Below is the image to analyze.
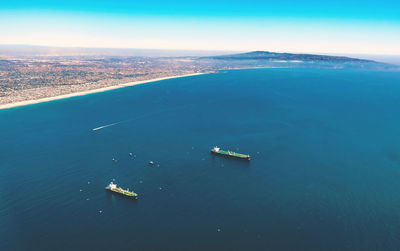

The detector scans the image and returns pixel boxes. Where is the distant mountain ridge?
[202,51,376,63]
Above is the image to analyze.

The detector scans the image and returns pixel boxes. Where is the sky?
[0,0,399,55]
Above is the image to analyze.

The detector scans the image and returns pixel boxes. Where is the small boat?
[129,153,133,157]
[149,161,154,165]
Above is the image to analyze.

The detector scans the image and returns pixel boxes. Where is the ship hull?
[106,188,138,199]
[211,150,250,161]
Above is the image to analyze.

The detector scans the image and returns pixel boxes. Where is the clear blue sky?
[1,0,399,54]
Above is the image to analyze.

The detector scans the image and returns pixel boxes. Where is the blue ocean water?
[2,68,400,250]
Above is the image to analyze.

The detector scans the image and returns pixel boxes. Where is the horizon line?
[1,43,400,57]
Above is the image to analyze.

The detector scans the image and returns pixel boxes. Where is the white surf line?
[0,72,209,110]
[92,122,120,131]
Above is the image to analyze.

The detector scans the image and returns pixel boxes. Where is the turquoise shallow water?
[2,68,400,250]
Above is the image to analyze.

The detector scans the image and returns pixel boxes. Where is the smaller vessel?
[129,153,133,157]
[211,146,250,160]
[105,181,138,199]
[149,161,154,165]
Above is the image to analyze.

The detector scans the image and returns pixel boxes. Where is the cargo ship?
[211,146,250,160]
[105,181,138,199]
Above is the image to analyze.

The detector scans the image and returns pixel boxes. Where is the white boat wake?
[92,122,120,131]
[92,107,184,132]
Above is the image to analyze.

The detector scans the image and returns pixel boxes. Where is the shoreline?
[0,73,207,110]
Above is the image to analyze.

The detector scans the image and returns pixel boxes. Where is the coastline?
[0,73,207,110]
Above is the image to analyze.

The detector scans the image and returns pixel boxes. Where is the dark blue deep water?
[2,68,400,250]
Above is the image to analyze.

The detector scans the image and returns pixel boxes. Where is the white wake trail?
[92,108,180,132]
[92,122,120,131]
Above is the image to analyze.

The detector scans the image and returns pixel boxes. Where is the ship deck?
[111,187,137,197]
[211,149,250,159]
[218,150,249,158]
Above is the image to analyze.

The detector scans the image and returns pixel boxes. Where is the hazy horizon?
[1,44,400,65]
[0,44,241,57]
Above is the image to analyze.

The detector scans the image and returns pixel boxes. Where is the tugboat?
[211,146,250,160]
[105,181,138,199]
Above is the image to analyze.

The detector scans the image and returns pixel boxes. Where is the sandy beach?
[0,73,206,110]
